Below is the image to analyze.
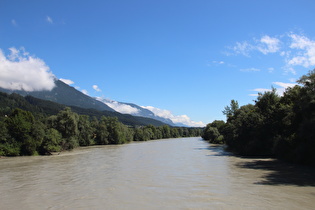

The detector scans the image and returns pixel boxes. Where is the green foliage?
[78,115,94,146]
[95,117,110,145]
[0,120,19,156]
[52,107,79,150]
[56,107,79,139]
[106,117,125,144]
[223,100,239,119]
[39,128,62,154]
[6,108,34,141]
[203,127,220,141]
[5,108,38,155]
[161,125,171,138]
[202,120,225,144]
[215,69,315,165]
[134,127,146,141]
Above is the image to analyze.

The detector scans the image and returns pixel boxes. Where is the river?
[0,137,314,210]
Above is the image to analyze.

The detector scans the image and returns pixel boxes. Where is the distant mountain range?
[95,98,178,126]
[0,79,184,127]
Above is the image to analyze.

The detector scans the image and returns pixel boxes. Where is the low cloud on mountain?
[60,78,74,85]
[96,97,205,127]
[0,47,55,91]
[96,97,140,115]
[141,106,206,127]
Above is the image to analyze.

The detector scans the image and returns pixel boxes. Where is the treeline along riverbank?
[202,69,315,166]
[0,93,202,156]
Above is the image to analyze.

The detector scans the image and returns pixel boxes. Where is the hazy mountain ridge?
[95,98,182,126]
[123,102,176,125]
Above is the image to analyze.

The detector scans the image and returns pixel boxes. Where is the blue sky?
[1,0,315,126]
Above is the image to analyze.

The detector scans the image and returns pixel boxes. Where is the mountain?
[0,79,180,126]
[0,80,115,112]
[122,102,177,125]
[95,98,180,126]
[0,91,167,127]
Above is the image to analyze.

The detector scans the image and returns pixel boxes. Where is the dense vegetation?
[202,70,315,166]
[0,93,202,156]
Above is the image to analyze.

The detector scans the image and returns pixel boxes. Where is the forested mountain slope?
[0,92,166,127]
[0,80,115,112]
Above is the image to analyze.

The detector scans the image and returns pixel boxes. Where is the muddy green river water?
[0,137,314,209]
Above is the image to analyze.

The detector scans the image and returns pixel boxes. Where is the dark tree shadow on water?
[237,159,315,187]
[195,143,236,157]
[197,141,315,186]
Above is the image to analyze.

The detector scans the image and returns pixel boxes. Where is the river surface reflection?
[0,137,314,210]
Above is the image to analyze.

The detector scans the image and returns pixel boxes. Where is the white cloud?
[240,68,260,72]
[283,66,296,75]
[252,88,272,92]
[249,88,271,97]
[0,47,55,91]
[227,33,315,74]
[272,81,296,95]
[212,60,225,64]
[141,106,206,127]
[230,35,280,56]
[93,85,101,92]
[250,82,296,97]
[252,88,272,93]
[96,97,139,114]
[287,33,315,68]
[46,16,53,24]
[141,106,172,119]
[272,82,296,89]
[249,93,259,97]
[232,41,253,56]
[257,35,281,54]
[81,89,89,95]
[60,78,74,85]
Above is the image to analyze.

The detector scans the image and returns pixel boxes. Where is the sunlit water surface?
[1,137,315,210]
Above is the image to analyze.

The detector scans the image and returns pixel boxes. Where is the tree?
[134,127,145,141]
[78,115,94,146]
[5,108,39,155]
[30,121,45,153]
[0,120,18,156]
[297,69,315,90]
[222,100,239,119]
[160,125,171,138]
[39,128,62,154]
[171,128,180,138]
[106,117,124,144]
[291,69,315,164]
[55,107,79,150]
[202,126,220,142]
[95,117,109,145]
[223,104,264,155]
